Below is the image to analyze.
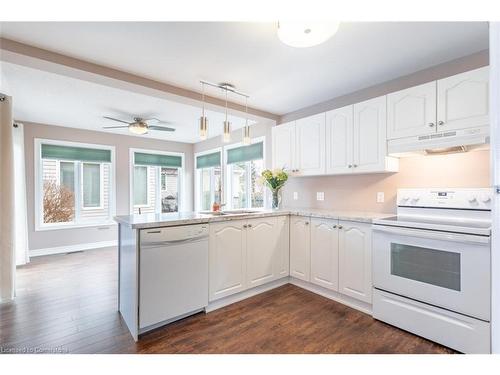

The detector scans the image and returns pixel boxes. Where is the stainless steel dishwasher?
[139,224,209,332]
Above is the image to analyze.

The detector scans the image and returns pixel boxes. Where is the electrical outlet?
[316,192,325,201]
[293,192,298,200]
[377,192,385,203]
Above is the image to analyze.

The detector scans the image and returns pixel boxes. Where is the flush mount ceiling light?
[277,21,340,48]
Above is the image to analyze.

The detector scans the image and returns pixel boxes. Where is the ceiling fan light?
[223,121,231,143]
[199,116,208,140]
[128,122,148,135]
[277,21,339,48]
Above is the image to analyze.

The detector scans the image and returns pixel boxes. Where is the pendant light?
[222,87,231,143]
[242,96,251,145]
[199,82,208,140]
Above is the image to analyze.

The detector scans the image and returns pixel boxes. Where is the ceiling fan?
[102,116,175,135]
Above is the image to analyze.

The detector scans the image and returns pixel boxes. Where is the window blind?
[196,151,221,169]
[226,142,263,165]
[134,152,182,168]
[41,144,111,163]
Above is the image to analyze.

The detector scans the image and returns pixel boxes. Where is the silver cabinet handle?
[338,225,343,229]
[428,122,435,127]
[332,224,337,229]
[438,121,445,126]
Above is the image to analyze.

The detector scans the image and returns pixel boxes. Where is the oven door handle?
[372,225,490,244]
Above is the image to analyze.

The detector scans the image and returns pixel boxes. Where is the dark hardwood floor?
[0,248,454,354]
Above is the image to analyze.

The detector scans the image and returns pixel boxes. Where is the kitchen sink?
[200,210,260,216]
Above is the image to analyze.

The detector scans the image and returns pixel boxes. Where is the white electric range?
[372,188,492,354]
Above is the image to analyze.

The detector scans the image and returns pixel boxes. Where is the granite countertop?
[114,208,393,229]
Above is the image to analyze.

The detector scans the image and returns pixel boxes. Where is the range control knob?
[467,194,478,203]
[410,196,420,204]
[400,196,410,204]
[479,193,491,203]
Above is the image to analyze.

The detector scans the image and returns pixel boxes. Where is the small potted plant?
[260,168,289,210]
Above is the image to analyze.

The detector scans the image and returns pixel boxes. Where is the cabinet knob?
[332,224,337,229]
[243,224,248,228]
[348,164,353,168]
[353,164,358,168]
[428,122,435,127]
[438,121,445,126]
[338,225,343,229]
[305,222,309,225]
[248,224,252,228]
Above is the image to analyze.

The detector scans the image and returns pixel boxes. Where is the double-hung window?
[195,149,222,211]
[36,139,114,229]
[225,140,265,210]
[131,150,184,214]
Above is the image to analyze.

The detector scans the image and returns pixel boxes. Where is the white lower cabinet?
[209,220,247,301]
[338,221,372,304]
[209,216,289,302]
[289,216,311,281]
[310,218,339,291]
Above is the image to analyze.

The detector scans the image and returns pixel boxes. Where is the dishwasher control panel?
[140,224,209,245]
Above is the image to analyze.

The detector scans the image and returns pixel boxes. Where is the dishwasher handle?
[141,235,208,248]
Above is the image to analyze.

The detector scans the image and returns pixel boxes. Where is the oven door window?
[390,243,461,291]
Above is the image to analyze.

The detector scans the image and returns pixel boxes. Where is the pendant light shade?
[223,121,231,143]
[199,82,208,140]
[199,116,208,140]
[242,96,251,145]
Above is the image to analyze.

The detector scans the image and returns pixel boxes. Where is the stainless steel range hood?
[387,126,490,157]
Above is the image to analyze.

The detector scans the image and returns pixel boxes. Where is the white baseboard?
[290,277,373,315]
[206,277,289,312]
[29,240,118,257]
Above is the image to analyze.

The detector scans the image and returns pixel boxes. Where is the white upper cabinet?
[310,218,339,291]
[338,221,372,304]
[272,121,296,171]
[437,67,489,131]
[353,96,395,173]
[326,105,354,174]
[289,216,311,281]
[295,113,326,176]
[387,81,437,139]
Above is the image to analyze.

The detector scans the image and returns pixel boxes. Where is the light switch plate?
[293,192,298,200]
[316,192,325,201]
[377,192,385,203]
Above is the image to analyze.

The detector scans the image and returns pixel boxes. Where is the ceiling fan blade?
[148,125,176,132]
[103,116,131,124]
[144,117,174,125]
[102,125,129,129]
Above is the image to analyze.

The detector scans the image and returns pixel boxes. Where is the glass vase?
[271,189,281,210]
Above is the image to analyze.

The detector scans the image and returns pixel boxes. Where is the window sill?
[35,221,117,232]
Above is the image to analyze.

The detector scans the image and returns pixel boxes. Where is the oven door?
[372,224,490,321]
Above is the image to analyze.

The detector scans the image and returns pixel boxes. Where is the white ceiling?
[1,62,254,143]
[0,22,489,115]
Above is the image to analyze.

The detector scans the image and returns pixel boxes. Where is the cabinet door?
[295,113,326,176]
[437,67,489,131]
[326,105,354,174]
[290,216,311,281]
[272,121,296,171]
[310,218,339,291]
[338,221,372,303]
[209,220,246,301]
[246,217,278,288]
[275,215,290,278]
[353,96,388,173]
[387,81,437,139]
